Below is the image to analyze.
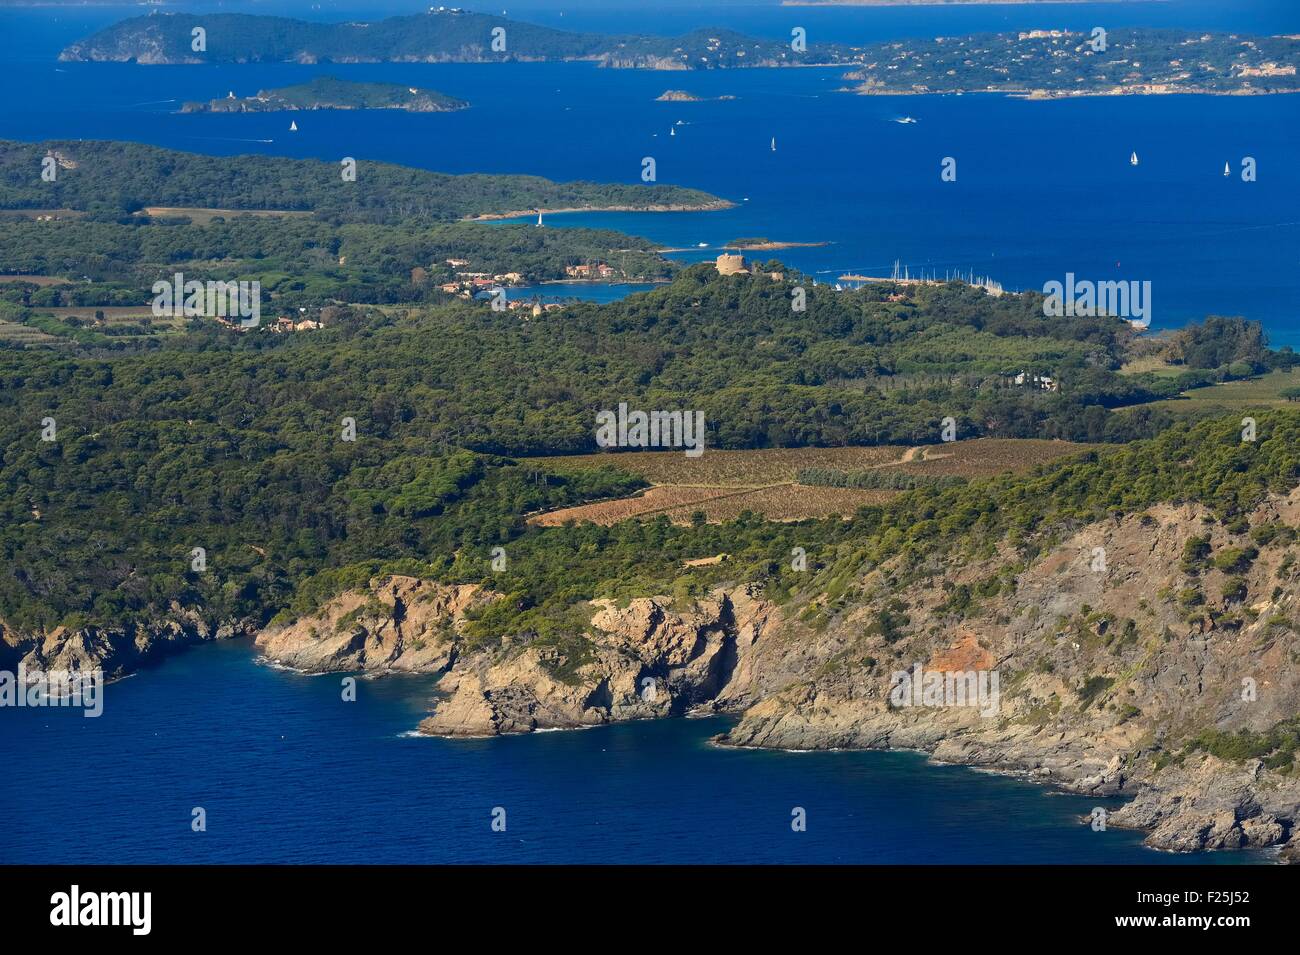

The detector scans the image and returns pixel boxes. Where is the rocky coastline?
[9,490,1300,858]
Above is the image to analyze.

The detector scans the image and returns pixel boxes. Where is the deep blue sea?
[0,2,1296,864]
[0,639,1268,864]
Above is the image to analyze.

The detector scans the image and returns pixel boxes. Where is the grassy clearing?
[665,484,894,522]
[1133,369,1300,415]
[46,305,151,319]
[136,207,313,225]
[532,445,908,487]
[531,483,892,526]
[890,438,1094,478]
[1119,357,1187,378]
[0,318,64,345]
[0,274,78,287]
[529,438,1093,525]
[531,485,733,526]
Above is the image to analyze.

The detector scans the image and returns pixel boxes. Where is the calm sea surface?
[0,639,1269,864]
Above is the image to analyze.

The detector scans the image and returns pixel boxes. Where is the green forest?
[2,139,1297,670]
[0,139,723,223]
[1,253,1292,642]
[0,217,676,311]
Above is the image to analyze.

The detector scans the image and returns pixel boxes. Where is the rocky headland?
[7,489,1300,858]
[251,488,1300,858]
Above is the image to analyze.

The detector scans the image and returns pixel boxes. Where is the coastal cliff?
[248,488,1300,856]
[1,609,249,680]
[255,577,492,673]
[10,488,1298,855]
[254,576,790,735]
[719,491,1300,857]
[421,588,797,736]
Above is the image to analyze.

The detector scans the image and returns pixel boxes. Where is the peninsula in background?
[59,9,859,69]
[843,28,1299,96]
[60,12,1299,96]
[0,139,728,222]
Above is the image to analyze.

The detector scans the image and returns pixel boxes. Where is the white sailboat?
[670,127,675,137]
[1130,151,1138,166]
[1224,161,1230,176]
[771,137,776,152]
[289,120,298,132]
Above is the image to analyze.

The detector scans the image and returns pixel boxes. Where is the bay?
[0,639,1268,864]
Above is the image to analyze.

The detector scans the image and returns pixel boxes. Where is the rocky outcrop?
[254,576,787,737]
[1107,757,1293,851]
[420,587,784,736]
[231,490,1300,853]
[2,606,246,680]
[655,90,736,102]
[254,576,492,674]
[716,491,1300,854]
[29,480,1295,855]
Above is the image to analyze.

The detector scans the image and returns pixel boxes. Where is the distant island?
[60,10,860,69]
[181,77,469,114]
[656,90,737,102]
[725,237,828,250]
[842,28,1300,97]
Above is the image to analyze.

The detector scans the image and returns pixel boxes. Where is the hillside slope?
[59,11,852,69]
[187,414,1300,854]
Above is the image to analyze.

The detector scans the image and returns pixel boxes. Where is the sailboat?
[771,137,776,152]
[1130,151,1138,166]
[289,120,298,132]
[670,127,675,137]
[1224,161,1230,176]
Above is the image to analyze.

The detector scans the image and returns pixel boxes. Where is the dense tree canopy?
[1,258,1291,640]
